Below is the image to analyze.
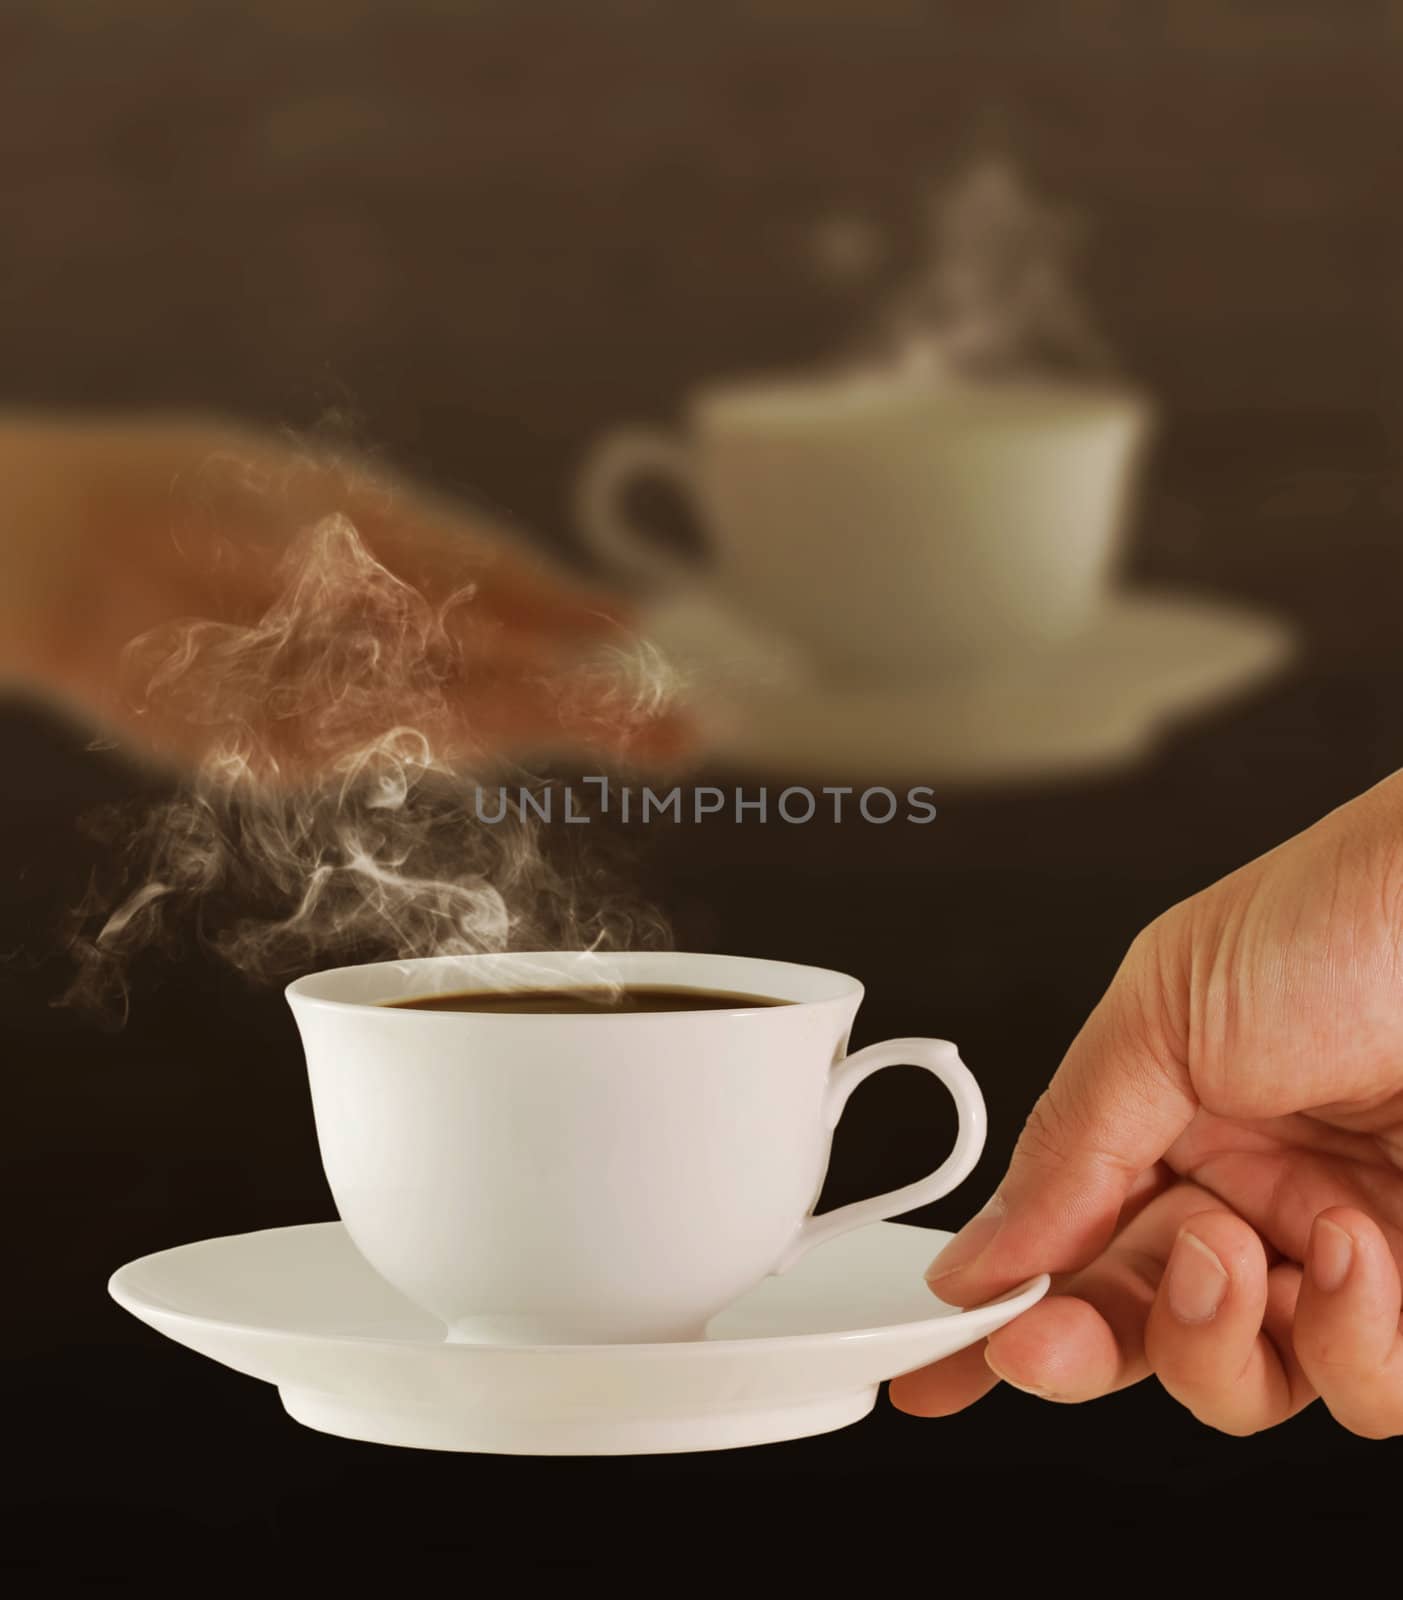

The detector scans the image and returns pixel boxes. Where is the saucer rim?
[108,1219,1050,1358]
[646,585,1296,707]
[651,586,1295,782]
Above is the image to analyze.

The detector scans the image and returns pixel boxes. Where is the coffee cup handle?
[774,1038,988,1274]
[574,427,704,590]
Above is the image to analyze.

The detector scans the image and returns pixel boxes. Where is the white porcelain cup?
[286,950,986,1345]
[575,373,1153,679]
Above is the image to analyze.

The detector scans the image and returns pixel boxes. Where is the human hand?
[892,772,1403,1436]
[0,413,685,775]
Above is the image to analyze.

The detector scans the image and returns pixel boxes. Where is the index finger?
[928,917,1199,1307]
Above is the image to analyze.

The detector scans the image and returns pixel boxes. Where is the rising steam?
[63,514,674,1023]
[818,151,1117,381]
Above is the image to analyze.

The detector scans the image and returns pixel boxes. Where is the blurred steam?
[62,514,673,1024]
[818,151,1117,381]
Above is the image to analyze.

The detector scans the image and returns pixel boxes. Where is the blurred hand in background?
[893,771,1403,1437]
[0,414,684,777]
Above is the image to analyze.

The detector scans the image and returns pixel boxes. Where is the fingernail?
[1310,1217,1354,1294]
[1166,1229,1229,1324]
[926,1194,1006,1287]
[983,1349,1068,1402]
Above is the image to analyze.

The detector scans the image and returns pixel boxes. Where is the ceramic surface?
[110,1221,1050,1455]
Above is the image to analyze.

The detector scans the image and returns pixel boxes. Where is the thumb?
[928,918,1200,1307]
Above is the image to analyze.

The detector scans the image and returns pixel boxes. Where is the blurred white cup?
[575,373,1154,680]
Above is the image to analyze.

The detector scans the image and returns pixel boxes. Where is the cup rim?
[688,366,1155,430]
[285,950,864,1017]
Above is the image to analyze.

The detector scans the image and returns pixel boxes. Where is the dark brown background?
[3,0,1402,1580]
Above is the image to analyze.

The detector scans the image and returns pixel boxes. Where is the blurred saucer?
[637,589,812,693]
[642,589,1296,782]
[109,1221,1047,1456]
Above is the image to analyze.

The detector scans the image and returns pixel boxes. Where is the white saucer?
[642,588,1295,781]
[109,1222,1048,1456]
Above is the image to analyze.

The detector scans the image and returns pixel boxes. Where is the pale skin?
[0,413,684,774]
[892,770,1403,1438]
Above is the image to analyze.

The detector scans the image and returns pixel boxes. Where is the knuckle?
[1009,913,1195,1191]
[1126,914,1190,1045]
[1298,1338,1352,1375]
[1294,1323,1370,1378]
[1013,1090,1074,1172]
[1012,1079,1129,1188]
[1103,930,1190,1111]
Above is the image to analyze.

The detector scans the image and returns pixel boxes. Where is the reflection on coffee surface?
[387,986,791,1015]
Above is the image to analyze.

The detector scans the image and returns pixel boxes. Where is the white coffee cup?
[576,372,1153,679]
[286,950,986,1345]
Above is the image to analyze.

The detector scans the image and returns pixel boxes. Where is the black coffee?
[387,985,791,1015]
